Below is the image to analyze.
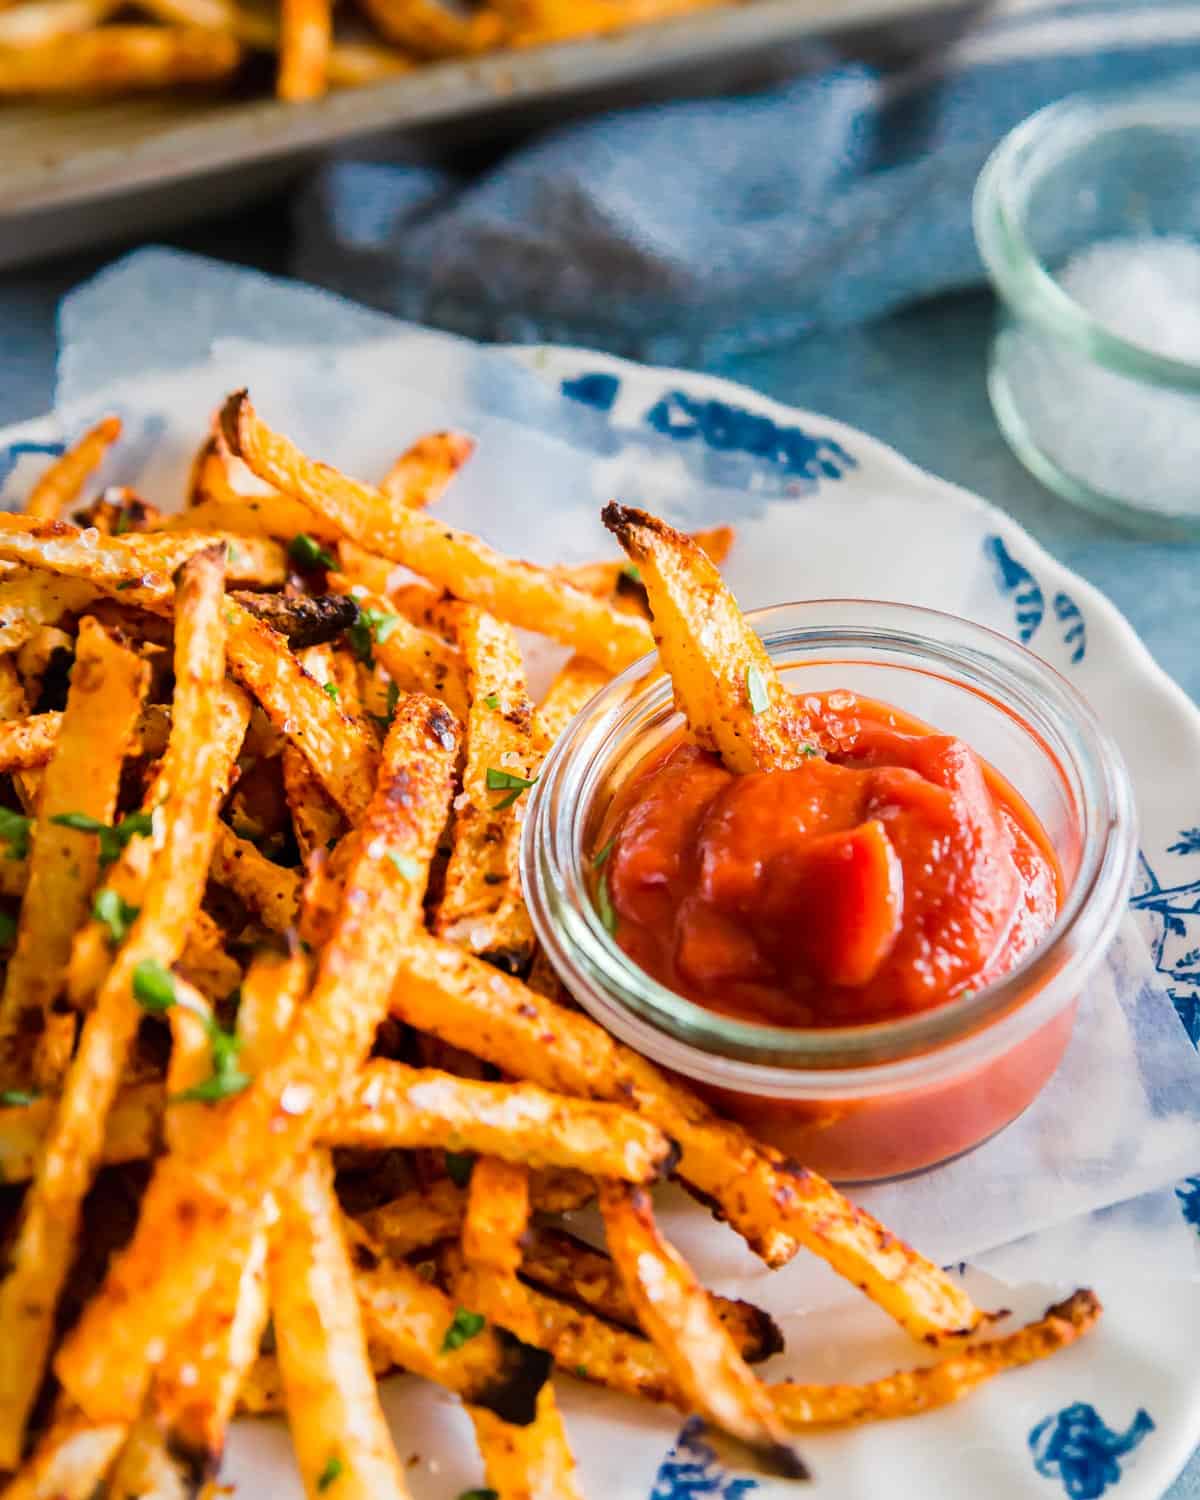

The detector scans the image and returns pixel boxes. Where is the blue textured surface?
[1030,1403,1156,1499]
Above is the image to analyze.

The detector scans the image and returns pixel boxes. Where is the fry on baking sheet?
[434,601,537,969]
[0,616,148,1063]
[277,0,330,98]
[603,502,818,772]
[220,390,654,673]
[0,25,241,93]
[23,417,121,521]
[353,0,501,55]
[54,694,458,1423]
[0,547,238,1467]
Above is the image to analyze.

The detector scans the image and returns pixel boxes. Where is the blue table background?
[2,214,1198,1496]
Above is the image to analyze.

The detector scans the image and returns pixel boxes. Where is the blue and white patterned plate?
[7,328,1200,1500]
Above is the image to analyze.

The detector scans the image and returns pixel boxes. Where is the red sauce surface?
[601,692,1062,1029]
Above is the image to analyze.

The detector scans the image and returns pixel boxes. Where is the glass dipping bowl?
[522,601,1136,1183]
[974,80,1200,536]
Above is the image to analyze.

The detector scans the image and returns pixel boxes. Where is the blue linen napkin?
[295,0,1200,363]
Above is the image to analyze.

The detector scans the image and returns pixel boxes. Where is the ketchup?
[601,692,1061,1029]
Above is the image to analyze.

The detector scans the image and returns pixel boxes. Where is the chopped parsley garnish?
[445,1150,474,1187]
[132,958,176,1013]
[596,871,617,936]
[0,808,31,862]
[316,1455,344,1492]
[387,851,421,881]
[289,533,336,571]
[574,1365,589,1379]
[172,1067,252,1104]
[458,1491,499,1500]
[621,562,642,585]
[113,510,131,536]
[0,1089,38,1107]
[746,663,769,716]
[441,1308,486,1352]
[593,836,616,870]
[483,694,500,710]
[93,888,139,947]
[51,809,153,868]
[0,910,15,947]
[485,767,538,811]
[322,681,339,701]
[347,607,401,667]
[115,580,137,591]
[801,743,819,758]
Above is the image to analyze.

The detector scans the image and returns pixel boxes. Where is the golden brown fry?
[326,38,414,87]
[532,654,611,754]
[0,1082,161,1183]
[271,1151,412,1500]
[282,743,345,860]
[469,1381,584,1500]
[353,0,501,55]
[0,25,242,93]
[0,547,239,1466]
[329,1059,675,1182]
[331,578,470,723]
[0,708,61,772]
[435,602,536,968]
[463,1157,531,1277]
[521,1225,782,1365]
[0,569,98,653]
[278,0,330,98]
[389,935,983,1338]
[1,1401,128,1500]
[557,525,733,612]
[220,391,654,673]
[104,1415,189,1500]
[0,0,116,46]
[603,502,817,773]
[381,430,475,507]
[507,0,724,46]
[225,599,378,823]
[24,417,121,521]
[56,695,458,1423]
[210,821,301,934]
[599,1182,805,1479]
[176,910,242,1003]
[0,617,148,1051]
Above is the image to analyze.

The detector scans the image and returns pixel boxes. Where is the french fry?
[0,26,242,93]
[326,38,414,87]
[0,547,239,1467]
[599,1181,806,1480]
[558,525,735,605]
[520,1225,782,1365]
[104,1414,189,1500]
[463,1157,531,1276]
[176,909,242,1003]
[0,518,284,607]
[352,0,501,55]
[282,743,345,859]
[602,503,819,772]
[55,694,458,1423]
[435,602,536,969]
[0,570,98,653]
[508,0,725,45]
[220,391,654,674]
[0,1082,162,1183]
[328,1059,676,1181]
[381,430,475,507]
[270,1151,412,1500]
[225,598,378,823]
[469,1380,584,1500]
[0,617,148,1054]
[0,0,117,46]
[233,590,359,650]
[532,654,611,754]
[23,417,122,521]
[0,709,62,771]
[277,0,329,97]
[210,822,301,933]
[388,935,984,1339]
[331,578,469,722]
[0,1402,128,1500]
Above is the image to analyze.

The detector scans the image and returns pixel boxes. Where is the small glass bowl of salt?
[975,79,1200,535]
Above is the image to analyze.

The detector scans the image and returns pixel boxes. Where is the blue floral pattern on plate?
[649,1420,759,1500]
[1029,1404,1155,1499]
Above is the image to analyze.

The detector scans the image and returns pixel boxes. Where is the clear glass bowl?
[522,601,1136,1183]
[974,80,1200,536]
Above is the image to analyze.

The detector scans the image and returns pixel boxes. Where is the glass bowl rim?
[973,80,1200,391]
[521,598,1137,1096]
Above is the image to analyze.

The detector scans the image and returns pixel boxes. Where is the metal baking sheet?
[0,0,966,268]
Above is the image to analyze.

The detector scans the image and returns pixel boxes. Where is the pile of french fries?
[0,397,1099,1498]
[0,0,729,102]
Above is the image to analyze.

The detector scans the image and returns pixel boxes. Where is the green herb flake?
[132,958,176,1013]
[316,1455,344,1493]
[170,1069,253,1104]
[0,1089,38,1107]
[596,871,617,936]
[485,766,538,811]
[387,850,422,881]
[801,743,819,758]
[113,510,131,536]
[93,888,139,947]
[592,836,616,870]
[322,681,340,702]
[346,607,399,667]
[0,807,32,862]
[52,809,152,868]
[445,1150,474,1187]
[483,694,500,710]
[746,663,769,716]
[0,910,16,947]
[574,1365,589,1379]
[621,562,642,585]
[457,1491,499,1500]
[289,533,336,572]
[115,580,137,592]
[441,1308,486,1353]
